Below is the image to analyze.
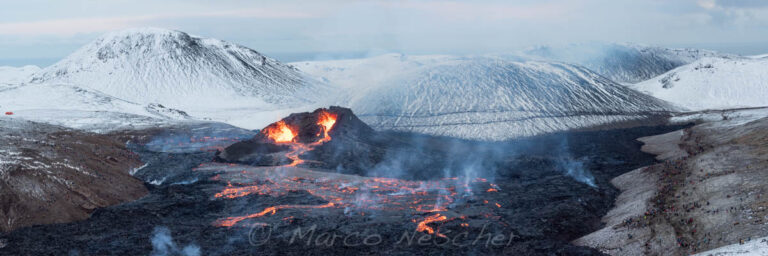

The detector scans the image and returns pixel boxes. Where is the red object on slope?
[4,112,13,115]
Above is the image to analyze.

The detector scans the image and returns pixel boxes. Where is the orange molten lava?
[416,213,450,238]
[215,183,263,199]
[202,164,509,234]
[265,120,296,143]
[272,110,338,166]
[209,110,507,234]
[316,110,337,142]
[215,202,334,227]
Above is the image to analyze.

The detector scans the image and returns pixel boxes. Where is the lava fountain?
[264,120,296,143]
[258,109,337,166]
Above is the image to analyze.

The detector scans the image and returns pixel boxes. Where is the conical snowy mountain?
[632,56,768,111]
[293,54,676,140]
[29,28,322,110]
[521,43,731,84]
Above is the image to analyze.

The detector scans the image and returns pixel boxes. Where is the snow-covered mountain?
[0,28,334,130]
[631,57,768,111]
[0,65,39,89]
[293,54,676,140]
[29,28,324,111]
[12,28,752,139]
[0,83,190,132]
[521,43,731,84]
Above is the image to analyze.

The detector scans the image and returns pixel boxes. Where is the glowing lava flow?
[206,165,506,235]
[209,110,504,237]
[284,143,313,167]
[261,110,338,167]
[211,111,345,227]
[214,202,335,227]
[264,121,296,143]
[415,213,451,238]
[215,183,262,199]
[316,110,336,143]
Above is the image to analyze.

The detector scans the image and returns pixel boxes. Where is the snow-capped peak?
[28,27,322,111]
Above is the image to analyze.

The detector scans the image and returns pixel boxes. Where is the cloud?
[3,0,768,63]
[715,0,768,8]
[692,0,768,27]
[698,0,768,10]
[698,0,717,9]
[391,1,572,21]
[0,8,318,36]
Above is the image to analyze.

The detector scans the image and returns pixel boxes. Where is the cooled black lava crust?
[0,124,688,256]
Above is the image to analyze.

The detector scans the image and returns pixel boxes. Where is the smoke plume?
[150,226,201,256]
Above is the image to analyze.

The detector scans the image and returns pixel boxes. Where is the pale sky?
[2,0,768,66]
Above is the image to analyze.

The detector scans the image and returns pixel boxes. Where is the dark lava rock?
[0,122,691,256]
[216,140,292,166]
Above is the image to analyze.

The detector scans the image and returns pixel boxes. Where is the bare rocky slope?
[575,112,768,255]
[0,117,148,232]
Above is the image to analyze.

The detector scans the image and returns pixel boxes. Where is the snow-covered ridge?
[632,57,768,111]
[0,28,334,131]
[294,54,676,140]
[521,43,732,84]
[7,28,753,140]
[29,28,324,111]
[0,65,40,89]
[0,83,192,132]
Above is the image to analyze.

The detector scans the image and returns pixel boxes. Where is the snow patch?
[0,65,40,88]
[130,163,149,176]
[692,236,768,255]
[632,57,768,111]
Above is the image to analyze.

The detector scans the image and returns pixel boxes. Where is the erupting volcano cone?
[254,106,373,144]
[215,106,375,167]
[215,106,480,179]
